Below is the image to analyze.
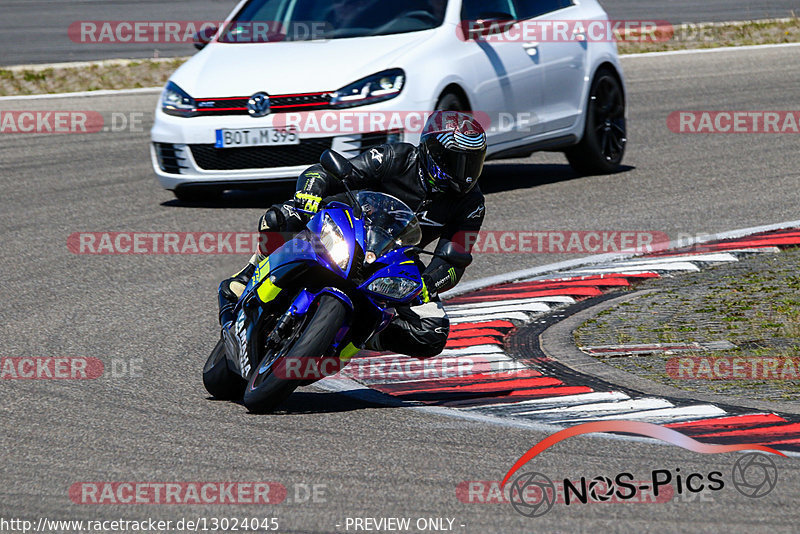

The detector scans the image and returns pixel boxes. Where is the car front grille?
[154,143,188,174]
[193,92,333,117]
[189,138,334,170]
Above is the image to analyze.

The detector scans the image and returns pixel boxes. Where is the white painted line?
[562,405,728,423]
[352,353,512,365]
[447,303,551,317]
[448,296,576,310]
[447,298,559,312]
[450,312,533,324]
[516,398,674,417]
[0,87,162,101]
[438,345,507,356]
[610,252,739,264]
[721,247,781,254]
[620,42,800,59]
[465,391,631,411]
[567,262,701,274]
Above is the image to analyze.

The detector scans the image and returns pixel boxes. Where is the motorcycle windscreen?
[357,191,421,258]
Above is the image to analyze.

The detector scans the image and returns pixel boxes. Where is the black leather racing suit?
[266,143,486,358]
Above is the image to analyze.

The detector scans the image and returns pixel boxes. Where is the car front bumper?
[150,98,424,191]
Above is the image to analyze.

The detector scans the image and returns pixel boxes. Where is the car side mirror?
[320,150,355,181]
[463,13,517,41]
[193,26,218,50]
[436,241,473,269]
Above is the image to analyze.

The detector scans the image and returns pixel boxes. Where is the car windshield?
[356,191,422,258]
[220,0,448,42]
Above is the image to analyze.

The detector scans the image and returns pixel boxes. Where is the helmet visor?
[425,138,485,194]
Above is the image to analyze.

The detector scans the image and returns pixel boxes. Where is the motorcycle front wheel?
[243,294,347,413]
[202,338,247,400]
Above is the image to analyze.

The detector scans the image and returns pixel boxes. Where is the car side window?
[461,0,517,21]
[513,0,571,20]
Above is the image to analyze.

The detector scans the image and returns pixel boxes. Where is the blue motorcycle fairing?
[291,287,354,317]
[224,198,425,381]
[359,248,424,305]
[306,204,365,277]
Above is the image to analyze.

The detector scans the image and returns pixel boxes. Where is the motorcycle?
[203,150,471,413]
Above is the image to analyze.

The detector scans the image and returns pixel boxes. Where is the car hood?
[171,30,434,97]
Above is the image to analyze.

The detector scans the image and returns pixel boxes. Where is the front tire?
[243,294,348,414]
[565,68,627,175]
[203,339,247,400]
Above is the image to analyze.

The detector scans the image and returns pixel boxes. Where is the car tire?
[173,186,220,202]
[435,91,467,112]
[565,68,627,175]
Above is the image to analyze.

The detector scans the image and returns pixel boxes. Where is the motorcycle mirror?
[320,150,355,181]
[411,243,474,270]
[320,150,362,218]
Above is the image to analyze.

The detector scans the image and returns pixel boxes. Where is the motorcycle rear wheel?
[243,294,347,413]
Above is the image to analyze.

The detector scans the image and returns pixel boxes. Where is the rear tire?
[565,68,627,175]
[243,294,348,414]
[203,339,246,400]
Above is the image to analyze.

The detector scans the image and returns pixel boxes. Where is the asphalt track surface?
[2,47,800,532]
[2,0,800,65]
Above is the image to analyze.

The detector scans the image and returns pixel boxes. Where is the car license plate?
[215,127,299,148]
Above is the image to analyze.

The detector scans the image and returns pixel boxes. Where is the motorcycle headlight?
[161,81,197,117]
[368,277,419,300]
[330,69,405,109]
[320,214,350,270]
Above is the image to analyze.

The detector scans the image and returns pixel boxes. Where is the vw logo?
[247,92,271,117]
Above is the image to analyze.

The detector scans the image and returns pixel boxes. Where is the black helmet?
[419,111,487,195]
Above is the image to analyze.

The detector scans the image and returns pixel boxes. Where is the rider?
[218,111,487,358]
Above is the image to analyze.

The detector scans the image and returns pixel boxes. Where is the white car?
[151,0,627,200]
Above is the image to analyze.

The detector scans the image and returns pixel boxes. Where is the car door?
[514,0,588,132]
[459,0,545,145]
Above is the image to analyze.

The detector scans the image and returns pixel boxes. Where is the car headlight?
[368,277,419,300]
[161,81,197,117]
[331,69,405,109]
[320,214,350,270]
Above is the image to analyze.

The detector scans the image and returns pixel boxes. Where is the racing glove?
[258,206,285,257]
[293,191,323,214]
[419,275,436,304]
